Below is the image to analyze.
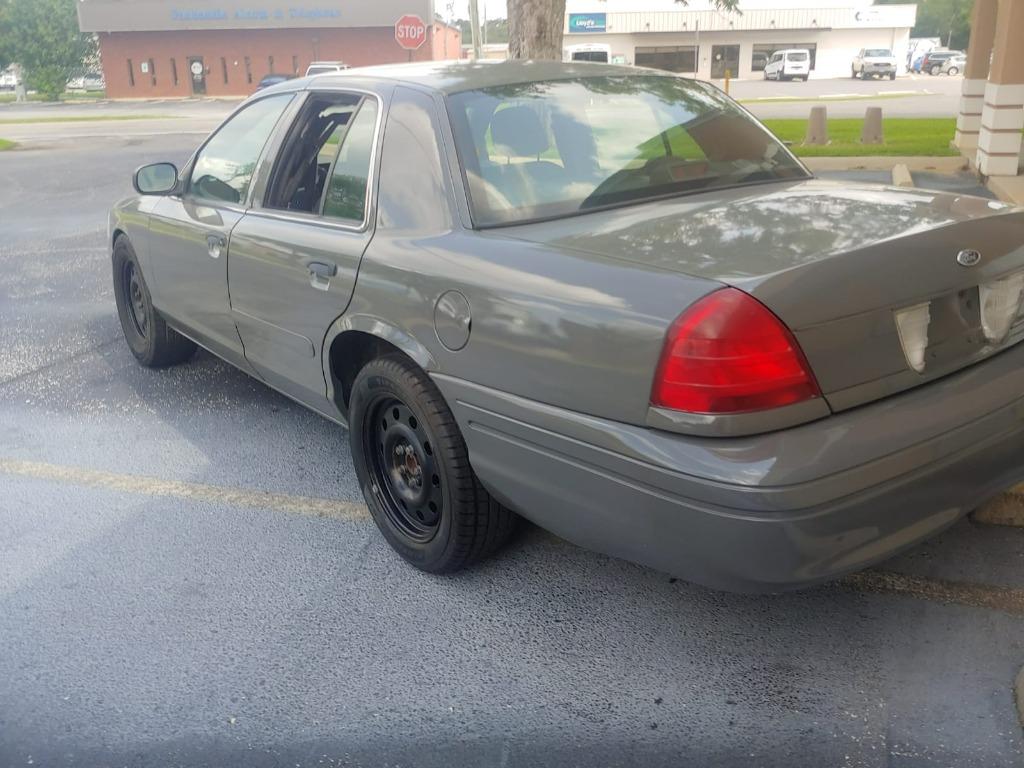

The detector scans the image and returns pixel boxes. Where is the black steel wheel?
[364,396,444,543]
[122,260,149,339]
[349,353,517,574]
[112,235,196,368]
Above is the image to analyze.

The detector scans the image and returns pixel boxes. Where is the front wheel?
[946,67,958,76]
[112,235,196,368]
[349,354,517,574]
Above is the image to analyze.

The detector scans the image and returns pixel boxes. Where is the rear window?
[306,66,337,76]
[864,49,892,57]
[786,52,809,62]
[447,76,808,227]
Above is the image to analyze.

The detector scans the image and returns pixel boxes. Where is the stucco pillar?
[954,0,998,152]
[977,0,1024,176]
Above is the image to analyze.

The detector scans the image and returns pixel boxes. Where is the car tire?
[112,235,197,368]
[930,65,941,75]
[947,67,958,76]
[852,66,858,79]
[860,70,870,80]
[889,72,896,80]
[349,353,518,574]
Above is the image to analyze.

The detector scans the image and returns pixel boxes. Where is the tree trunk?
[507,0,566,60]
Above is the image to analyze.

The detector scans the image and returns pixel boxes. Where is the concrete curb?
[803,156,968,172]
[891,163,914,187]
[987,176,1024,207]
[972,488,1024,527]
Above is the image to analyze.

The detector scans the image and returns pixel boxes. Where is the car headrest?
[490,105,549,157]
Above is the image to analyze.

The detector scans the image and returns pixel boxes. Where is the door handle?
[206,234,226,259]
[307,260,337,291]
[307,261,337,279]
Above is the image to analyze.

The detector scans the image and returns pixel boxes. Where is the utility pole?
[469,0,482,59]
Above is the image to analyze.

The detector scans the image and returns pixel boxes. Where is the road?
[2,133,1024,767]
[731,71,963,118]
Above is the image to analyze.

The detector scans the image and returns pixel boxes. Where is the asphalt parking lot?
[3,131,1024,767]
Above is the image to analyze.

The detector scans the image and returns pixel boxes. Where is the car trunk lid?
[497,179,1024,412]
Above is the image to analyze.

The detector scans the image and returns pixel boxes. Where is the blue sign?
[568,12,606,33]
[171,7,341,23]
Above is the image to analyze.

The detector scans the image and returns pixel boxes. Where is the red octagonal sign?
[395,14,427,51]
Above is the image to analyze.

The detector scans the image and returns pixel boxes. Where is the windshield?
[865,49,892,57]
[447,76,808,227]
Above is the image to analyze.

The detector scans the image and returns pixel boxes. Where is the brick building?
[76,1,461,99]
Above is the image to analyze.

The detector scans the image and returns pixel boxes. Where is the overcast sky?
[441,0,509,21]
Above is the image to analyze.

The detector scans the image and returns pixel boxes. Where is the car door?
[146,93,294,365]
[227,88,384,410]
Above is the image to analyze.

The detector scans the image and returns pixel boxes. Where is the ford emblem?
[957,249,982,267]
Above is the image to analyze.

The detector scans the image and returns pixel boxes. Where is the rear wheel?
[349,354,517,574]
[889,72,896,80]
[112,235,196,368]
[930,64,942,75]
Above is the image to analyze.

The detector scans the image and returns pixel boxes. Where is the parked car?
[763,49,811,81]
[921,50,964,75]
[255,73,295,91]
[941,54,967,75]
[851,48,897,80]
[305,61,349,76]
[112,61,1024,592]
[66,73,105,92]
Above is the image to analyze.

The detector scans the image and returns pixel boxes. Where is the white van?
[564,43,611,64]
[763,49,811,81]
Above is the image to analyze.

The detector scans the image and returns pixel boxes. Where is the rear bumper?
[433,342,1024,592]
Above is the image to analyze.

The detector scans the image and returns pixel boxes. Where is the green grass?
[0,114,176,125]
[0,138,15,151]
[739,92,923,106]
[762,117,959,157]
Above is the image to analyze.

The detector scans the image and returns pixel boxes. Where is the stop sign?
[395,14,427,51]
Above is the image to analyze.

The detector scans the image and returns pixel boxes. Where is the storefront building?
[563,0,916,80]
[77,1,461,98]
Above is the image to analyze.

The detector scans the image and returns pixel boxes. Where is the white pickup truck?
[852,48,897,80]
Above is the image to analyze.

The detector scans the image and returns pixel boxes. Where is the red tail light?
[651,288,821,414]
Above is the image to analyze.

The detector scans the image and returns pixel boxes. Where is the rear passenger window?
[263,92,378,224]
[323,99,378,223]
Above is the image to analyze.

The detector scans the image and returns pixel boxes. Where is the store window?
[634,46,698,74]
[752,43,818,71]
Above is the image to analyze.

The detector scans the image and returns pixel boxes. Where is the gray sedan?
[111,61,1024,592]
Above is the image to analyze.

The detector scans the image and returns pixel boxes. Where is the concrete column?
[977,0,1024,176]
[954,0,998,152]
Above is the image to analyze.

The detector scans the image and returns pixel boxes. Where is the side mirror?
[133,162,179,195]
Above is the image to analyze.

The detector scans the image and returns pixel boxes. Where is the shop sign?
[568,13,606,33]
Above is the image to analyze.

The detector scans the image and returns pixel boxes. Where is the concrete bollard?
[862,106,884,144]
[804,105,828,145]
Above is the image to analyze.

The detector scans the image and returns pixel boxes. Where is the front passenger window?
[189,94,292,205]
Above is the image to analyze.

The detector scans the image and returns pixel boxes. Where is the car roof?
[285,59,662,95]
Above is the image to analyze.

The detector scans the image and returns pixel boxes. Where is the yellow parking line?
[4,457,1024,614]
[0,457,368,522]
[841,571,1024,617]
